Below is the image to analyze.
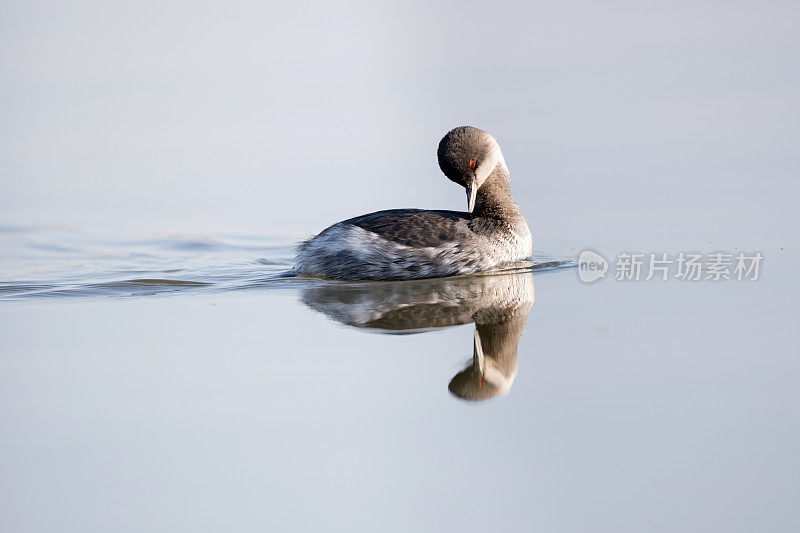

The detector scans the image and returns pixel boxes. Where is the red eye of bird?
[469,158,476,169]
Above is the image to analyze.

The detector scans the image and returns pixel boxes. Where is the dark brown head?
[437,126,507,212]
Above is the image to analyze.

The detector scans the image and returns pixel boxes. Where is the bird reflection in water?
[300,271,534,402]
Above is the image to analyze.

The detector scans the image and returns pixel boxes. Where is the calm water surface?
[1,225,797,532]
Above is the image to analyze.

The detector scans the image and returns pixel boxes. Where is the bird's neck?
[473,165,521,220]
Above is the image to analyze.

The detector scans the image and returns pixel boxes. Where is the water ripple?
[0,227,575,299]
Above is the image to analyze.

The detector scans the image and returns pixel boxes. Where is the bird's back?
[295,208,527,280]
[342,209,471,248]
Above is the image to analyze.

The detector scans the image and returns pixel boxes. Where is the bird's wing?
[343,209,471,248]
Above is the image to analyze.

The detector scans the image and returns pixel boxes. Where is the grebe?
[295,126,532,280]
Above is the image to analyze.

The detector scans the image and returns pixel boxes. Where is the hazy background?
[2,0,798,251]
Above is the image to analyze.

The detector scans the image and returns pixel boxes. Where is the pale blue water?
[1,224,797,532]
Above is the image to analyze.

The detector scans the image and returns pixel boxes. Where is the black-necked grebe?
[295,126,532,280]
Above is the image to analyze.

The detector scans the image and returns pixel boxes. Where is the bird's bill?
[466,177,477,213]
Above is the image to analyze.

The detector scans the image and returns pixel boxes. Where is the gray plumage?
[295,126,532,280]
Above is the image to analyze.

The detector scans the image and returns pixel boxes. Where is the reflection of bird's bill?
[473,329,485,375]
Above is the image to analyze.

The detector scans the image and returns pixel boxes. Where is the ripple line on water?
[0,228,577,300]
